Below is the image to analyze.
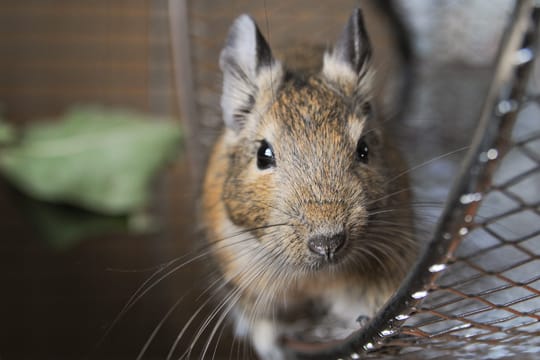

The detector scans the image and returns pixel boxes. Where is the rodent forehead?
[261,76,367,156]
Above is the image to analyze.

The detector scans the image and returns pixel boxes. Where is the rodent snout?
[307,232,346,260]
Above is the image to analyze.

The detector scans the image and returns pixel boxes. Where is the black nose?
[307,232,346,259]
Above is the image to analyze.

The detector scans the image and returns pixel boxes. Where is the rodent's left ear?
[322,8,372,95]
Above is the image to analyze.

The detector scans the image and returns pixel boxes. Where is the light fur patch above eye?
[347,114,366,143]
[257,118,279,145]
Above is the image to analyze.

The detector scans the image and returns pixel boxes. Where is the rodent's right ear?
[219,15,283,132]
[322,8,373,97]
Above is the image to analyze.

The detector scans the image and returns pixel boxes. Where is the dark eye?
[361,102,373,118]
[356,137,369,163]
[257,140,276,169]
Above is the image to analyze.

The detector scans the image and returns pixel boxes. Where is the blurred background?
[0,1,196,359]
[0,0,517,359]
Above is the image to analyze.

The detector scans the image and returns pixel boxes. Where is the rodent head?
[213,9,412,278]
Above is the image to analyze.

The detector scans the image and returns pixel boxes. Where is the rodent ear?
[322,8,373,95]
[219,15,282,132]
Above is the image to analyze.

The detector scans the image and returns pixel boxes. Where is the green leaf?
[0,120,16,145]
[0,106,182,215]
[20,195,130,251]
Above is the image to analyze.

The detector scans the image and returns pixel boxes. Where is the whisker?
[168,270,242,359]
[364,187,412,208]
[210,316,232,360]
[95,257,182,349]
[136,296,184,360]
[169,234,284,359]
[350,243,388,272]
[196,227,284,301]
[383,146,469,187]
[141,227,286,297]
[366,228,416,244]
[166,297,211,360]
[100,223,290,355]
[189,247,281,359]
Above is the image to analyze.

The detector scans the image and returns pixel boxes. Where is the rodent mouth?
[309,241,350,269]
[323,251,344,264]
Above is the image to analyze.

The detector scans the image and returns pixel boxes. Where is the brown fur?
[203,75,413,309]
[201,10,416,357]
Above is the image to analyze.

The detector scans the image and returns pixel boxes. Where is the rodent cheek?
[353,167,387,205]
[223,171,275,231]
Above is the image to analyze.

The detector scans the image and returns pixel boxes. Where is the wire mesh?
[179,0,540,358]
[288,1,540,359]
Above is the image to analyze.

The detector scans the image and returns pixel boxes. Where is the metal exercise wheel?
[172,0,540,358]
[287,1,540,358]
